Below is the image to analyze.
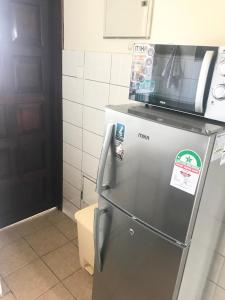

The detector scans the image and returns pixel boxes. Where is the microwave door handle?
[96,123,114,195]
[195,50,214,113]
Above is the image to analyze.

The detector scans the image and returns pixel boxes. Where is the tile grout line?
[1,212,88,300]
[63,139,101,159]
[208,279,225,292]
[62,177,82,192]
[63,196,81,212]
[2,216,71,280]
[62,120,103,138]
[10,219,76,299]
[63,96,107,113]
[62,159,82,172]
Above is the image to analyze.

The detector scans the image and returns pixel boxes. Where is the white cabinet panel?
[63,76,84,104]
[62,50,84,78]
[63,122,82,150]
[110,54,132,87]
[63,100,82,127]
[63,162,82,190]
[82,152,99,180]
[85,52,111,83]
[63,180,81,208]
[109,85,130,105]
[63,143,82,170]
[83,177,98,205]
[84,80,109,110]
[83,106,104,136]
[83,130,102,159]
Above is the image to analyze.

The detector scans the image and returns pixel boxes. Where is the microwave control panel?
[205,46,225,122]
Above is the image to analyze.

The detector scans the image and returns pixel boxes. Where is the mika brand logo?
[138,133,150,141]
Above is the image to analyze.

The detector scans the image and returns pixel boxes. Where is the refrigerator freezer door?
[92,198,188,300]
[100,108,213,244]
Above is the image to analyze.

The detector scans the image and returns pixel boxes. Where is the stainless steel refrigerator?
[92,105,225,300]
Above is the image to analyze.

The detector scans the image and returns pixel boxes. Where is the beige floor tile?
[0,276,10,297]
[5,259,58,300]
[24,225,68,256]
[47,210,70,225]
[0,239,37,277]
[214,286,225,300]
[218,260,225,288]
[36,283,74,300]
[55,218,78,240]
[16,216,51,237]
[63,269,93,300]
[42,242,81,280]
[0,227,21,250]
[0,293,16,300]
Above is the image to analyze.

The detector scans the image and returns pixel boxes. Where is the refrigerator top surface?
[106,104,224,136]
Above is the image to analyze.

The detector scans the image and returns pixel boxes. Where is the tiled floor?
[0,209,93,300]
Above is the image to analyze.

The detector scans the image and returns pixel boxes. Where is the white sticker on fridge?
[170,149,202,195]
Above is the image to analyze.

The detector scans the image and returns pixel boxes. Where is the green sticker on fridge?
[170,149,202,195]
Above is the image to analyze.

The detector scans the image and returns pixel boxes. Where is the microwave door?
[195,50,215,113]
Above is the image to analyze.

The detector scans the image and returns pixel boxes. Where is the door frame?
[49,0,63,210]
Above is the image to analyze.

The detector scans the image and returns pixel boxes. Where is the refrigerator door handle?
[94,207,107,272]
[96,123,114,194]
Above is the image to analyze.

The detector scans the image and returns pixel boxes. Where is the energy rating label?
[170,149,202,195]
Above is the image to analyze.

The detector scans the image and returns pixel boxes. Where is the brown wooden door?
[0,0,62,227]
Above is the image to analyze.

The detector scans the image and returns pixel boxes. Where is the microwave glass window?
[129,45,216,113]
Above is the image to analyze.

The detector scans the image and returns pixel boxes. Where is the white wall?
[64,0,225,53]
[62,50,132,217]
[63,0,225,298]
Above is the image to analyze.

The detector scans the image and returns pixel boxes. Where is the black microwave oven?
[129,44,225,122]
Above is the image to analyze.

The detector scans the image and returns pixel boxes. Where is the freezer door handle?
[94,208,107,272]
[96,123,114,194]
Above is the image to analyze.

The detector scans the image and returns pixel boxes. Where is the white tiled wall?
[110,53,132,87]
[62,50,84,78]
[62,49,132,217]
[109,85,130,106]
[83,130,102,159]
[62,100,82,127]
[62,76,84,103]
[84,80,109,110]
[63,122,82,149]
[82,152,99,180]
[83,106,105,136]
[84,52,111,83]
[203,224,225,299]
[62,49,225,300]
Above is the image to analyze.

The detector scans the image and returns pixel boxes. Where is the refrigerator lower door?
[92,198,188,300]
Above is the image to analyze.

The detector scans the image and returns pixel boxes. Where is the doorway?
[0,0,62,228]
